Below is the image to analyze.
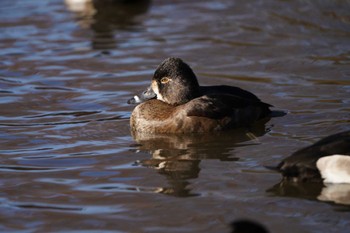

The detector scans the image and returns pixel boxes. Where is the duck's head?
[151,57,200,105]
[128,58,200,106]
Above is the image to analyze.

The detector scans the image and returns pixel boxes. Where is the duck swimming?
[273,130,350,183]
[128,57,272,134]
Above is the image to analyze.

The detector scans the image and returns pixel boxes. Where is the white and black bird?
[272,130,350,183]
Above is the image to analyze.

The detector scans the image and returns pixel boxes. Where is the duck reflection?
[318,183,350,205]
[267,181,350,207]
[64,0,151,49]
[132,120,269,197]
[267,180,323,201]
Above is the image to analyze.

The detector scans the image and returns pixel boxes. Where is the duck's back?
[200,85,261,102]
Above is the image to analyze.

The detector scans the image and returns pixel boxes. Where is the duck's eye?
[160,77,170,84]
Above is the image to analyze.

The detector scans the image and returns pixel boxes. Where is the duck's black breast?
[276,130,350,182]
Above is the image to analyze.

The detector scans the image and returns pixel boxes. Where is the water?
[1,0,350,232]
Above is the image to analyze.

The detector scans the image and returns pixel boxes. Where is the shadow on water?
[65,0,151,49]
[130,119,271,197]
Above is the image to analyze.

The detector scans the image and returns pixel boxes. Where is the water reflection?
[267,180,323,201]
[64,0,151,49]
[132,120,269,197]
[318,183,350,205]
[267,181,350,207]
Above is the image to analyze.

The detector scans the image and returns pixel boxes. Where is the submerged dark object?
[230,219,269,233]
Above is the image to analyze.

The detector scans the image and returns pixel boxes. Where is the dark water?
[1,0,350,232]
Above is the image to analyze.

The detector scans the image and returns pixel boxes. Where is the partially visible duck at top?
[273,130,350,183]
[128,57,272,134]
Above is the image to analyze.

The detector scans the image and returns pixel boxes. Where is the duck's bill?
[127,86,157,104]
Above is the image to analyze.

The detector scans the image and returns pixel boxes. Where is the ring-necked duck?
[272,130,350,183]
[128,57,272,134]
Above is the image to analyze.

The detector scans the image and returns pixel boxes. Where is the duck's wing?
[186,94,270,119]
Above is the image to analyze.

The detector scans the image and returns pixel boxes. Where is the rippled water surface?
[1,0,350,232]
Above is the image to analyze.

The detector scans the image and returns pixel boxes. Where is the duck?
[128,57,272,134]
[272,130,350,183]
